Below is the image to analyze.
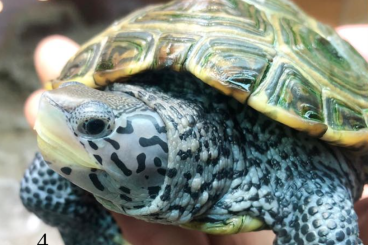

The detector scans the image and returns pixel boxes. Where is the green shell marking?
[52,0,368,152]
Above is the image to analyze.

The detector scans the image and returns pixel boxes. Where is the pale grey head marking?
[40,84,169,207]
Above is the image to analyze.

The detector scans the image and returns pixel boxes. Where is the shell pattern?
[52,0,368,152]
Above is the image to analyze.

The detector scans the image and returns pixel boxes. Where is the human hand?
[24,25,368,244]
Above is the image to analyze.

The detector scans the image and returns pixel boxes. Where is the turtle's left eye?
[77,117,112,138]
[71,101,115,139]
[85,118,107,135]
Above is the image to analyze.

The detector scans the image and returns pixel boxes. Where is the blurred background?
[0,0,367,244]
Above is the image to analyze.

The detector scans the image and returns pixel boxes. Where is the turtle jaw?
[35,92,101,170]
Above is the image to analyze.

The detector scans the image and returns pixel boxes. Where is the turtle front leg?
[230,109,366,244]
[211,153,364,244]
[205,109,367,244]
[272,168,362,245]
[20,153,123,245]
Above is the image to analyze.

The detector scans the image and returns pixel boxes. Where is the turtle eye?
[77,117,112,138]
[85,118,107,135]
[71,101,115,139]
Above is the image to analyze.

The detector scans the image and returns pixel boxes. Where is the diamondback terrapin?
[21,0,368,244]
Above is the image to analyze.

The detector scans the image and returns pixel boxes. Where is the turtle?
[20,0,368,244]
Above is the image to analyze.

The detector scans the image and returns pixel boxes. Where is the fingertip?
[355,196,368,243]
[355,185,368,220]
[208,230,275,245]
[24,89,45,128]
[34,35,79,85]
[336,24,368,61]
[362,185,368,199]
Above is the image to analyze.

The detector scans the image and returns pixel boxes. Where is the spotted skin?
[57,94,170,209]
[20,153,123,245]
[22,71,367,244]
[209,105,364,244]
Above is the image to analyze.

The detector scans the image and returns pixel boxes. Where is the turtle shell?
[50,0,368,151]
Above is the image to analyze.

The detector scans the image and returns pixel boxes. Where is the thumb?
[25,36,79,128]
[336,24,368,61]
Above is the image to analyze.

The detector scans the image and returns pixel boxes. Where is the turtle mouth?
[35,92,101,170]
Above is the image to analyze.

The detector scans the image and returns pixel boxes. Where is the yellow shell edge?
[181,215,264,235]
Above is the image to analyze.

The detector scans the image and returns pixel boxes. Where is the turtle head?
[35,83,169,208]
[35,75,236,224]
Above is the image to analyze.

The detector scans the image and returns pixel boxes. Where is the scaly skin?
[213,105,365,244]
[20,153,123,245]
[21,71,367,244]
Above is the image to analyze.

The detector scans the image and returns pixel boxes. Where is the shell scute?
[323,90,367,132]
[249,57,328,137]
[55,43,102,89]
[186,37,274,103]
[129,0,274,44]
[277,18,368,101]
[93,31,157,85]
[273,65,324,123]
[155,33,202,70]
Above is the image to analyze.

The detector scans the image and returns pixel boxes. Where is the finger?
[355,185,368,217]
[355,185,368,243]
[362,185,368,199]
[336,24,368,61]
[26,36,79,128]
[208,231,275,245]
[34,35,79,85]
[24,89,45,128]
[354,197,368,243]
[111,213,209,245]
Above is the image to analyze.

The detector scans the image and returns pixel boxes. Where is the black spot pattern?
[167,168,178,178]
[120,194,132,202]
[111,152,132,176]
[61,167,72,175]
[20,153,122,245]
[148,186,161,198]
[119,186,131,194]
[104,138,120,150]
[94,155,103,165]
[88,141,98,150]
[139,136,168,153]
[136,153,146,173]
[160,185,171,201]
[89,173,104,191]
[116,121,134,134]
[154,157,162,167]
[177,149,192,160]
[157,168,166,176]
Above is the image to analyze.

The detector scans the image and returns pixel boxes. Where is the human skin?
[24,25,368,245]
